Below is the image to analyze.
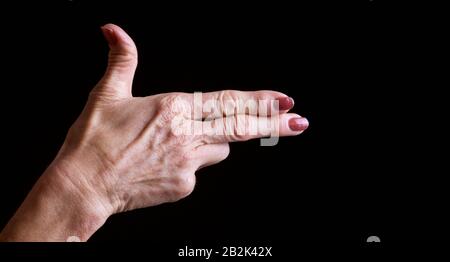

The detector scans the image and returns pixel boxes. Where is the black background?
[0,0,446,243]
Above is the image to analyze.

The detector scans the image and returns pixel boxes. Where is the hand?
[0,24,308,241]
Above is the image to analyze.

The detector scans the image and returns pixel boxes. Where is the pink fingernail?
[277,97,294,111]
[289,117,309,131]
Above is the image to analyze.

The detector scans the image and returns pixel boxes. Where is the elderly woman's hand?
[0,24,308,241]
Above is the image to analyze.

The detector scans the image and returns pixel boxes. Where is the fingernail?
[277,97,294,111]
[289,117,309,131]
[101,26,117,46]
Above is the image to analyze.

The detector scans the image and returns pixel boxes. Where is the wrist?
[0,148,112,241]
[42,161,112,241]
[51,145,117,219]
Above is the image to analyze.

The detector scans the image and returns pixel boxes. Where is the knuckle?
[158,94,190,122]
[109,50,138,66]
[178,147,194,163]
[167,125,193,146]
[171,174,196,199]
[218,90,237,116]
[219,90,237,101]
[224,116,248,141]
[88,85,114,104]
[159,93,189,109]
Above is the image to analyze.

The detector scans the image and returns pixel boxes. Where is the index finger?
[195,90,295,120]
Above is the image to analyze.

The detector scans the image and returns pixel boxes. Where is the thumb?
[95,24,138,99]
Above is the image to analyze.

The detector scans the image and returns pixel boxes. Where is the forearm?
[0,160,109,242]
